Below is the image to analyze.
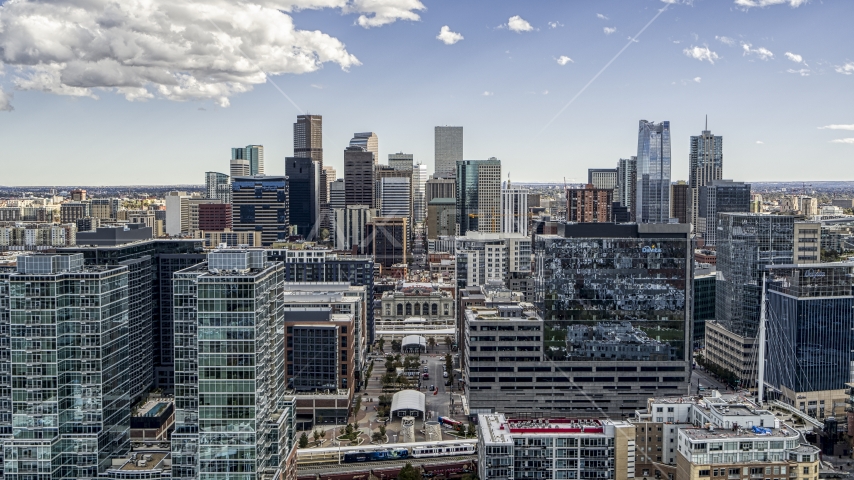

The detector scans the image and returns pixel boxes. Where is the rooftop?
[681,425,798,441]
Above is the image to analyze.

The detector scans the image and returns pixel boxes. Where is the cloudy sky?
[0,0,852,185]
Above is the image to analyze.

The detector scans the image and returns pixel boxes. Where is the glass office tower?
[456,158,501,235]
[2,254,130,480]
[635,120,671,224]
[172,249,285,480]
[765,264,854,396]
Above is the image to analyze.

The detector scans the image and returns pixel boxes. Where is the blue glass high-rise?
[635,120,671,224]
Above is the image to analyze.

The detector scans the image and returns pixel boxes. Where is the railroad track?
[297,454,477,474]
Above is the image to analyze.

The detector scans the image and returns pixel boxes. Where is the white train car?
[410,442,476,458]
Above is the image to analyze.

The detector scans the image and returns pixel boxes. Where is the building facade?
[456,158,501,235]
[344,146,375,207]
[501,183,528,236]
[204,171,231,204]
[615,156,638,221]
[688,126,723,229]
[332,205,377,253]
[367,217,408,269]
[231,144,264,175]
[567,184,613,223]
[588,168,618,190]
[636,120,672,224]
[671,181,689,224]
[696,180,751,246]
[434,126,463,177]
[231,175,289,246]
[286,156,320,239]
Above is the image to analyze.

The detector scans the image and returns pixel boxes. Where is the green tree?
[298,432,309,448]
[377,336,385,353]
[398,463,421,480]
[312,430,321,444]
[445,353,454,382]
[427,336,437,351]
[379,424,387,437]
[467,423,477,438]
[444,335,453,350]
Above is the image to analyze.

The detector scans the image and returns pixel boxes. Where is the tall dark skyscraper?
[294,115,325,230]
[635,120,671,224]
[697,180,751,246]
[456,158,501,235]
[688,120,723,229]
[231,175,289,246]
[286,156,319,239]
[344,146,375,207]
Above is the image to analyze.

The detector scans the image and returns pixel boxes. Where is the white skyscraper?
[413,163,428,224]
[501,182,528,236]
[435,126,463,177]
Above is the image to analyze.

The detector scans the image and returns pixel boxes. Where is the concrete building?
[204,171,231,203]
[477,413,636,480]
[0,222,77,249]
[195,229,261,247]
[231,144,264,175]
[1,254,131,479]
[286,156,320,239]
[434,126,463,177]
[794,221,821,264]
[231,175,289,246]
[534,223,692,415]
[60,201,90,224]
[90,198,121,220]
[332,205,377,253]
[378,176,412,220]
[230,157,250,177]
[456,158,501,235]
[588,168,618,190]
[454,232,532,288]
[172,249,289,480]
[350,132,378,162]
[615,156,637,222]
[426,176,456,204]
[378,283,455,338]
[636,120,672,224]
[388,152,413,171]
[671,181,689,224]
[696,180,751,246]
[501,182,528,236]
[344,146,375,207]
[688,125,723,229]
[427,197,456,239]
[566,184,613,223]
[412,163,428,224]
[197,202,231,231]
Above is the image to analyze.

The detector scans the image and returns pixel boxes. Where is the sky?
[0,0,852,186]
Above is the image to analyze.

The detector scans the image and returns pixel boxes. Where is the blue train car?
[343,448,410,463]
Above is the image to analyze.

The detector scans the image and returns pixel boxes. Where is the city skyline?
[0,0,852,185]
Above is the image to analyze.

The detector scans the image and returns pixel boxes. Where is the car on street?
[429,384,435,391]
[423,367,428,373]
[443,372,448,378]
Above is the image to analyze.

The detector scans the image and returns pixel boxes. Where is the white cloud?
[548,21,564,28]
[835,62,854,75]
[310,84,324,89]
[603,27,617,35]
[693,76,702,83]
[542,90,549,95]
[436,26,463,45]
[734,0,808,7]
[0,87,12,112]
[506,15,533,33]
[716,36,736,46]
[787,68,810,76]
[683,46,720,64]
[597,13,609,20]
[345,0,425,28]
[0,0,427,107]
[831,138,854,144]
[819,125,854,131]
[742,42,774,60]
[756,140,764,144]
[556,56,573,66]
[482,91,493,96]
[784,52,803,63]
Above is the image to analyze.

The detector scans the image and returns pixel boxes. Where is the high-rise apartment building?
[90,198,121,220]
[349,132,378,162]
[635,120,671,223]
[501,183,528,236]
[765,263,854,418]
[477,414,637,480]
[670,181,689,224]
[344,146,375,207]
[566,184,612,223]
[231,175,289,246]
[696,180,751,246]
[455,232,532,288]
[434,126,463,177]
[172,249,290,480]
[204,171,231,203]
[615,156,637,222]
[286,157,320,239]
[456,158,501,235]
[688,123,723,228]
[1,254,131,479]
[231,144,264,175]
[587,168,618,190]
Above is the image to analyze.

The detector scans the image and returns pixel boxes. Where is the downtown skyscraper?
[635,120,671,224]
[688,120,723,229]
[457,158,501,235]
[294,114,326,230]
[231,145,264,176]
[434,126,463,177]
